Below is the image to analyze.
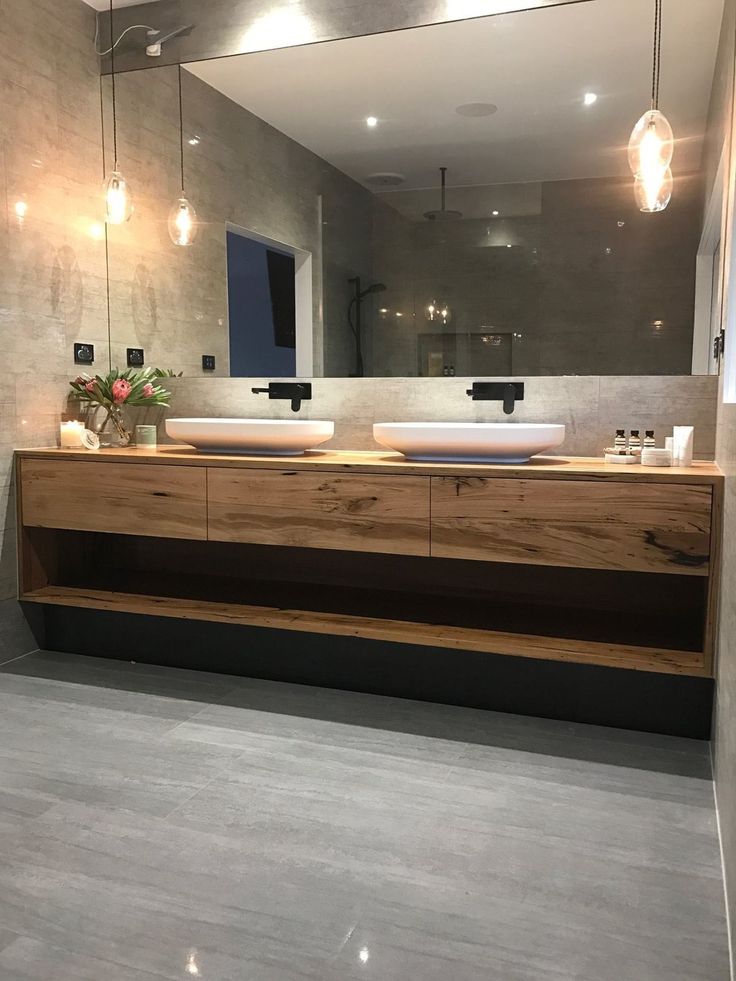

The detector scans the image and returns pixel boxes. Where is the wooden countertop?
[14,446,723,485]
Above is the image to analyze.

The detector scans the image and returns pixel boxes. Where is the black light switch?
[127,348,145,367]
[74,343,95,365]
[202,355,216,371]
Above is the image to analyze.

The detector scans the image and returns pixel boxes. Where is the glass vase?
[97,405,132,447]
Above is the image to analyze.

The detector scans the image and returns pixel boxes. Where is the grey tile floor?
[0,649,728,980]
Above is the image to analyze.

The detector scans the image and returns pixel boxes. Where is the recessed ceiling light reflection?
[14,199,27,221]
[185,951,200,976]
[359,947,370,964]
[366,116,378,128]
[188,135,201,146]
[583,92,598,106]
[492,210,499,216]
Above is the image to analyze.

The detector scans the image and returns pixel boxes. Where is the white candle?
[60,420,85,448]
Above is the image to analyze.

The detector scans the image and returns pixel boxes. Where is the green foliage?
[70,367,171,409]
[150,368,184,378]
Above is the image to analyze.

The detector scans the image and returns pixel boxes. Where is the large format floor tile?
[0,650,728,980]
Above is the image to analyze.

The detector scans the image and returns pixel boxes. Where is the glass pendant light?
[627,0,673,212]
[168,65,198,247]
[103,0,134,224]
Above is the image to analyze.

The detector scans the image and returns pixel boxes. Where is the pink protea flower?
[142,383,155,398]
[111,378,132,404]
[84,380,97,394]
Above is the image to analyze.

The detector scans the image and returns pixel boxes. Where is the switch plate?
[202,355,216,371]
[74,343,95,365]
[127,348,145,367]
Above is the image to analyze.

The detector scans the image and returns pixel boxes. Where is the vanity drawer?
[430,476,712,575]
[207,468,430,555]
[20,460,207,540]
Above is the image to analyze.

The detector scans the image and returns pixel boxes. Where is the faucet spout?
[503,383,516,415]
[251,382,313,413]
[465,381,524,414]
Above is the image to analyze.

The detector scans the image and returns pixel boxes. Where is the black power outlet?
[74,343,95,365]
[202,355,216,371]
[127,348,145,367]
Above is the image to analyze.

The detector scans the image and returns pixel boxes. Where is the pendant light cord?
[651,0,662,109]
[109,0,118,167]
[178,64,186,193]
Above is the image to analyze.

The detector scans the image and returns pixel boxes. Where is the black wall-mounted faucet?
[466,381,524,415]
[251,381,312,412]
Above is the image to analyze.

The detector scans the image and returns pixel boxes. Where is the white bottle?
[673,426,694,467]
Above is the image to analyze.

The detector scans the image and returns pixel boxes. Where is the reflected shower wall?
[369,175,701,377]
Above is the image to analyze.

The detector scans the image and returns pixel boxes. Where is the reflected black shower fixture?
[347,277,386,377]
[423,167,463,221]
[145,24,195,57]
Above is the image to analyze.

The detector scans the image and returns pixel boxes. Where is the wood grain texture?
[431,476,713,575]
[20,459,207,541]
[21,585,708,676]
[14,447,724,486]
[703,474,725,673]
[208,468,430,555]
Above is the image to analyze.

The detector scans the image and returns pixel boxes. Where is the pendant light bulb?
[104,168,134,225]
[627,109,674,177]
[634,165,673,213]
[104,2,133,226]
[170,65,198,248]
[628,0,674,211]
[168,196,198,247]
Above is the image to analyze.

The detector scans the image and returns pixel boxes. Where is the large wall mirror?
[102,0,726,378]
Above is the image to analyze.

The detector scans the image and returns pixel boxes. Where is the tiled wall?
[156,374,718,459]
[702,0,736,966]
[372,176,702,377]
[714,393,736,970]
[0,0,107,629]
[711,0,736,970]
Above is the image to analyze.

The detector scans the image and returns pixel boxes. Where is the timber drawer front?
[207,467,430,555]
[430,476,713,574]
[20,459,207,540]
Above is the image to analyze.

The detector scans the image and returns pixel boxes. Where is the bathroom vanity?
[15,447,723,680]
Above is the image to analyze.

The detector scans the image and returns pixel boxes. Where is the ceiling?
[187,0,724,194]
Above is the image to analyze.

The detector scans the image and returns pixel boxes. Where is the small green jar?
[135,425,158,447]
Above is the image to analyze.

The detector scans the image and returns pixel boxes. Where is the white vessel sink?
[166,418,334,455]
[373,422,565,463]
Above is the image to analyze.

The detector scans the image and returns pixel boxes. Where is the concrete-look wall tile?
[160,375,717,460]
[714,380,736,967]
[0,0,103,609]
[597,376,718,458]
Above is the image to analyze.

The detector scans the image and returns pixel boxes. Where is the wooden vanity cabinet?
[14,449,724,679]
